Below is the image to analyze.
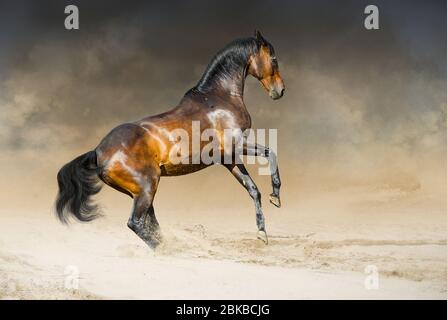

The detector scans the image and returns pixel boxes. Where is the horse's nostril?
[280,88,285,97]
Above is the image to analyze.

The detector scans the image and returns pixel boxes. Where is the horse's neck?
[199,72,246,99]
[196,57,248,99]
[215,72,246,98]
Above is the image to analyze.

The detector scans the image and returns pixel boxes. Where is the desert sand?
[1,168,446,299]
[1,0,446,301]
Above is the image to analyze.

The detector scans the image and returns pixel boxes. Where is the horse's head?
[248,30,285,100]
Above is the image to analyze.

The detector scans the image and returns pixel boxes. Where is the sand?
[1,182,446,300]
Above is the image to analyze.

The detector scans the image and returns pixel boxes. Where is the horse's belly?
[160,163,211,176]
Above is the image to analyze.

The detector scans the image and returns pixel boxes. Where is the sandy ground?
[1,182,446,300]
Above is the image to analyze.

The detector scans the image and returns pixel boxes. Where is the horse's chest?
[205,108,251,131]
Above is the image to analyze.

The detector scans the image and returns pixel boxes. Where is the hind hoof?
[269,194,281,208]
[257,230,268,244]
[144,236,162,250]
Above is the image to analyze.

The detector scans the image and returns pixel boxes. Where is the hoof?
[269,194,281,208]
[257,230,268,244]
[144,236,162,250]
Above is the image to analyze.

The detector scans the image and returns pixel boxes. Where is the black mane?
[195,37,259,95]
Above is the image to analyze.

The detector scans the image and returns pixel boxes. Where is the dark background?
[0,0,446,207]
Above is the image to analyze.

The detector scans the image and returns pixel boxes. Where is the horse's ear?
[254,30,267,46]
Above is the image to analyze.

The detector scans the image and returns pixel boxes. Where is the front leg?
[243,143,281,208]
[224,163,268,244]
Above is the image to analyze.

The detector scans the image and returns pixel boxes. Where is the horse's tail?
[55,150,102,224]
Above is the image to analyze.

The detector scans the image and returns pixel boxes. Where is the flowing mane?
[195,37,259,95]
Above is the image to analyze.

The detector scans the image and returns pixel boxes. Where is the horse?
[55,31,285,249]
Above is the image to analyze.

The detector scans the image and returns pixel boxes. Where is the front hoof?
[269,194,281,208]
[257,230,269,244]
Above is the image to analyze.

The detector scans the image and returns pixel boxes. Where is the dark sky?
[1,0,445,78]
[0,0,446,189]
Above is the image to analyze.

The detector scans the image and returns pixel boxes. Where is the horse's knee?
[248,185,261,200]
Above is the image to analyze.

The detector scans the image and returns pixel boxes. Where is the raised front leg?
[225,163,268,244]
[244,143,282,208]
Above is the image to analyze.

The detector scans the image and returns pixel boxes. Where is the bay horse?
[56,31,285,249]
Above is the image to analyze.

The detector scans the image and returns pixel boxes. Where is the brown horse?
[56,31,285,248]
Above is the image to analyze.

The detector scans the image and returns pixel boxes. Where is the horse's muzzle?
[270,87,285,100]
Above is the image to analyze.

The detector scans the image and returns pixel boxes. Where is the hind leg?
[96,124,164,248]
[101,160,162,249]
[144,205,162,242]
[127,173,162,249]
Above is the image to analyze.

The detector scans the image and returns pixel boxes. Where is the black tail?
[55,150,102,223]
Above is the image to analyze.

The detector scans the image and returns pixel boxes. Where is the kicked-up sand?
[1,180,446,299]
